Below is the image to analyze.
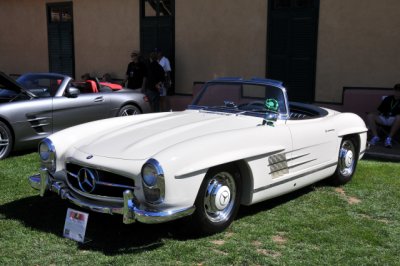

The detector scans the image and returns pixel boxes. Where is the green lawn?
[0,153,399,265]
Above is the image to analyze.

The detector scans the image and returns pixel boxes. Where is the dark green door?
[267,0,319,103]
[140,0,174,93]
[47,2,75,78]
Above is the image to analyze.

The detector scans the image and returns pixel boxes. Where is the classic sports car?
[29,77,367,235]
[0,72,151,159]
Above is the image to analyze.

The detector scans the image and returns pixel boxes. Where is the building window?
[273,0,314,10]
[143,0,173,17]
[49,6,72,23]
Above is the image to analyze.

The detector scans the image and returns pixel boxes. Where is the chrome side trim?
[29,171,195,224]
[288,153,310,161]
[27,116,51,122]
[288,159,317,169]
[254,162,337,193]
[31,123,50,128]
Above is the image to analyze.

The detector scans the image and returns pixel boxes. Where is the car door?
[286,118,337,173]
[8,98,53,149]
[52,92,110,133]
[251,118,337,204]
[249,120,293,200]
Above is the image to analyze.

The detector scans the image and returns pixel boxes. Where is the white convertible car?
[29,78,367,235]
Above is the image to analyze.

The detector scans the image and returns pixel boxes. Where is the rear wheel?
[0,121,13,160]
[330,137,358,185]
[117,105,141,116]
[192,164,241,235]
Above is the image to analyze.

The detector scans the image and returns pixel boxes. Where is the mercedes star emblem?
[77,168,97,193]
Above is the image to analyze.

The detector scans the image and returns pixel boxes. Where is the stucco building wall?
[175,0,267,94]
[0,0,139,80]
[316,0,400,102]
[0,1,399,102]
[0,0,49,74]
[73,0,139,80]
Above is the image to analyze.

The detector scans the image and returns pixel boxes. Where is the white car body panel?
[29,78,368,230]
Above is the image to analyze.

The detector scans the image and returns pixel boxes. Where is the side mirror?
[263,112,278,127]
[65,87,80,98]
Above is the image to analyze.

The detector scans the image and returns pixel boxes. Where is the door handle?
[94,96,104,102]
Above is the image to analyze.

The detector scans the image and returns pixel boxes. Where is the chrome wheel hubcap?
[0,127,9,157]
[121,108,138,116]
[339,140,356,177]
[203,171,236,223]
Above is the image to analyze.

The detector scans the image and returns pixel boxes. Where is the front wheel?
[330,137,358,185]
[0,121,13,160]
[192,164,241,235]
[117,105,141,116]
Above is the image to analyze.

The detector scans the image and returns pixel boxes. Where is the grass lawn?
[0,153,399,265]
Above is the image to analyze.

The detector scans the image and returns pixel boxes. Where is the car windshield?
[189,82,287,117]
[0,85,20,101]
[17,74,63,98]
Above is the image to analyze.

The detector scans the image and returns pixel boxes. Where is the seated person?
[102,73,112,82]
[367,84,400,147]
[81,73,91,81]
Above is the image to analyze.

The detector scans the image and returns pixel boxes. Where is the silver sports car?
[0,72,151,159]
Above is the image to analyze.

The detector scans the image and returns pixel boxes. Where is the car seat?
[84,80,98,93]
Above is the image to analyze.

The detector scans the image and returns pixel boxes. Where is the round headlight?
[39,141,51,161]
[141,158,165,204]
[142,164,158,187]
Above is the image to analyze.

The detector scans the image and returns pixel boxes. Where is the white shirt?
[158,56,171,72]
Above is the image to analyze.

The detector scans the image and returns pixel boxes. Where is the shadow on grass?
[0,195,174,254]
[236,184,315,220]
[0,184,317,255]
[9,148,36,158]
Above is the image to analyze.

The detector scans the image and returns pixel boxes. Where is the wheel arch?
[204,160,254,206]
[118,101,143,115]
[340,133,361,159]
[233,160,254,205]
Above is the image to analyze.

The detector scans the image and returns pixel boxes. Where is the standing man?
[157,50,172,111]
[147,52,165,112]
[125,51,147,93]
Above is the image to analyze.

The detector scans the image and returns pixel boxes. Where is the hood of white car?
[75,110,259,160]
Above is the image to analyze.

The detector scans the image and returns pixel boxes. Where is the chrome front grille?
[66,163,135,198]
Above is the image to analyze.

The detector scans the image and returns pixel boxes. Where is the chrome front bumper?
[29,168,195,224]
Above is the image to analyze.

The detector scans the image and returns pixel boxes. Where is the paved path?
[364,143,400,162]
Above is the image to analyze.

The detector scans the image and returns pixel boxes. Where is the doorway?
[267,0,319,102]
[47,2,75,78]
[140,0,175,93]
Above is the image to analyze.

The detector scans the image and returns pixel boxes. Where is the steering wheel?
[238,101,266,111]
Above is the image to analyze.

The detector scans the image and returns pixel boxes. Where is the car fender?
[331,112,368,157]
[154,126,291,206]
[332,112,367,137]
[48,113,169,170]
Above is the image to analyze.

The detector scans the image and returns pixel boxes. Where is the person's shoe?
[369,136,380,145]
[384,137,393,148]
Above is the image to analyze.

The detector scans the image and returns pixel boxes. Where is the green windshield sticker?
[265,99,279,112]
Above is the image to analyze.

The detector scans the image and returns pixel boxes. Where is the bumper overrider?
[29,168,195,224]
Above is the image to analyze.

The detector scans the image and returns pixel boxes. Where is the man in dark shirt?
[125,51,147,92]
[367,84,400,147]
[146,52,165,112]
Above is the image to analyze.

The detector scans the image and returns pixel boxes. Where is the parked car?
[29,77,368,235]
[0,72,151,159]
